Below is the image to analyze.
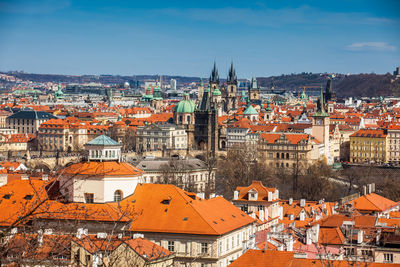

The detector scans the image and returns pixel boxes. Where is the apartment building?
[38,118,88,152]
[122,183,256,267]
[387,124,400,165]
[257,132,323,170]
[349,129,387,164]
[6,110,56,135]
[135,123,187,152]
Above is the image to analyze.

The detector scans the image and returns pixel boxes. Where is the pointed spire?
[199,78,203,87]
[249,77,258,90]
[227,61,237,84]
[209,61,219,84]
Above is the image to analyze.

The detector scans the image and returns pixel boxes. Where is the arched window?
[187,115,191,123]
[114,190,123,202]
[276,153,280,159]
[286,153,289,159]
[105,150,108,157]
[281,153,285,159]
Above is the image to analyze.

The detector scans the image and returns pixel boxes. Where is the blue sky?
[0,0,399,78]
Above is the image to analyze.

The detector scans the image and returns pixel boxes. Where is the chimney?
[371,183,375,193]
[233,190,239,200]
[306,229,312,245]
[42,174,48,181]
[363,185,367,195]
[275,189,279,199]
[196,192,205,199]
[300,199,306,207]
[268,191,273,202]
[357,230,363,244]
[368,184,372,194]
[37,229,43,246]
[286,236,293,252]
[289,198,293,205]
[259,210,264,222]
[76,228,84,239]
[264,208,269,221]
[289,214,294,220]
[299,211,305,221]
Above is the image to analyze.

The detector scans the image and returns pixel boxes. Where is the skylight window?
[3,194,11,199]
[161,199,171,205]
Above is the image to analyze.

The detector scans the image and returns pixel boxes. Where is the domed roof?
[243,105,258,115]
[175,97,196,113]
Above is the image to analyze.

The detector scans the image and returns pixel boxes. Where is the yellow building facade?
[349,129,387,164]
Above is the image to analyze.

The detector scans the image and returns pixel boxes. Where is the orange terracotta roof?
[350,193,397,212]
[318,227,346,245]
[121,184,255,235]
[350,129,386,138]
[8,133,34,143]
[235,181,277,202]
[61,161,143,177]
[229,249,398,267]
[259,133,281,144]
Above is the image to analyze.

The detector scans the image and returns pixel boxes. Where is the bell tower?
[209,61,219,92]
[226,62,238,110]
[312,86,331,162]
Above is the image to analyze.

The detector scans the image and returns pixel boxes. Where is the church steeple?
[314,85,329,117]
[209,61,219,84]
[227,62,237,84]
[249,77,258,90]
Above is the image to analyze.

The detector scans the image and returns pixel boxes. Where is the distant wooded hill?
[257,73,400,97]
[2,71,400,97]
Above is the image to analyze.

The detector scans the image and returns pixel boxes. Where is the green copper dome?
[243,105,258,115]
[175,95,195,113]
[212,88,221,96]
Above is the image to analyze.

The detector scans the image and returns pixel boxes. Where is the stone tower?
[312,86,331,162]
[224,62,238,111]
[209,61,219,92]
[248,77,261,106]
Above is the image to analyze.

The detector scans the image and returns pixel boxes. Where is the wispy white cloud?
[346,42,397,51]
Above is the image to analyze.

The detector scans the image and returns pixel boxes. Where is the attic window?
[213,221,218,224]
[24,195,33,200]
[232,215,236,218]
[221,218,225,221]
[161,199,171,205]
[3,194,11,199]
[183,217,188,221]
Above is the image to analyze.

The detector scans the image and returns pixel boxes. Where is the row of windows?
[10,119,34,125]
[84,190,123,203]
[90,150,117,158]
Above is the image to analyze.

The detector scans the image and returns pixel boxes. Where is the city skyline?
[0,0,399,77]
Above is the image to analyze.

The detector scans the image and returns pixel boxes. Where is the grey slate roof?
[134,158,207,172]
[85,135,120,146]
[7,110,57,120]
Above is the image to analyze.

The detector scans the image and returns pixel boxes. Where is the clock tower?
[312,86,331,162]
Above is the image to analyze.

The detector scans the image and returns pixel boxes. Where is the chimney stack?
[233,190,239,200]
[357,230,363,244]
[300,199,306,207]
[289,198,293,205]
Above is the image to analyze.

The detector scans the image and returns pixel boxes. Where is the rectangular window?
[201,243,208,254]
[384,253,393,263]
[84,193,94,203]
[168,241,175,252]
